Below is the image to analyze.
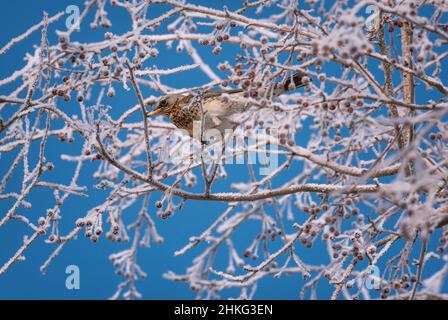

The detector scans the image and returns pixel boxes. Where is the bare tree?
[0,0,448,300]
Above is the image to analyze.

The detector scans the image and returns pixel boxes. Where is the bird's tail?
[272,72,306,97]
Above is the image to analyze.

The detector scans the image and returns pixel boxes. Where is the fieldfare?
[146,72,305,138]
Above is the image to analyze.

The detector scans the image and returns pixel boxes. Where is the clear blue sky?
[0,0,446,299]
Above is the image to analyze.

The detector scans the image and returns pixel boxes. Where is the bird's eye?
[160,99,168,107]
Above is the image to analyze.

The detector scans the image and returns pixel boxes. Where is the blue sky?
[0,0,446,299]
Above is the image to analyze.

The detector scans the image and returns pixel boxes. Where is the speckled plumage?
[150,89,246,137]
[167,95,203,131]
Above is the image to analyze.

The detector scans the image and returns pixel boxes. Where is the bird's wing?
[203,94,249,118]
[201,73,304,99]
[202,89,243,99]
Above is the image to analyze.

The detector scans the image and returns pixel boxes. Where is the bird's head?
[146,95,180,117]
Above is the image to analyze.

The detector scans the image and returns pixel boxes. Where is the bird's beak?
[146,108,161,117]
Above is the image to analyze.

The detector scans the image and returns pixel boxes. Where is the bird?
[146,72,305,140]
